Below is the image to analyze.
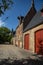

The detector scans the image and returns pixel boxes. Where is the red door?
[24,34,29,50]
[35,29,43,55]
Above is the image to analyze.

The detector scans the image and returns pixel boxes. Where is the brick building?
[23,9,43,55]
[15,16,24,48]
[23,0,43,55]
[12,0,43,55]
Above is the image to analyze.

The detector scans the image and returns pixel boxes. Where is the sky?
[0,0,43,31]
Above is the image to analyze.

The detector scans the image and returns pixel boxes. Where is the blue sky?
[0,0,43,31]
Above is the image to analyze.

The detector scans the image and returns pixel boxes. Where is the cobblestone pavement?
[0,45,43,65]
[0,45,33,60]
[0,45,43,61]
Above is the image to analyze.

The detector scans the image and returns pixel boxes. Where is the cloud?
[0,19,6,27]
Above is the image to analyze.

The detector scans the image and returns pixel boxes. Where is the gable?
[23,6,36,30]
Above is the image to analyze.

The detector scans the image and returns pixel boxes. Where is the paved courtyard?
[0,45,43,61]
[0,45,33,60]
[0,45,43,65]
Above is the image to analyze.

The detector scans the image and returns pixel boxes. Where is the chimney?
[17,16,24,24]
[32,0,34,8]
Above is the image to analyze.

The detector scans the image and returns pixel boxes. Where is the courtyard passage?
[0,45,33,60]
[0,45,43,65]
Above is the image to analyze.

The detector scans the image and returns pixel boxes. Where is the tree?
[0,0,14,16]
[0,27,12,44]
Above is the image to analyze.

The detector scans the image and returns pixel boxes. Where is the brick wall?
[23,24,43,53]
[16,23,23,48]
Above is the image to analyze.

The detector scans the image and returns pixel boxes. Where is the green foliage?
[0,0,14,16]
[0,27,12,44]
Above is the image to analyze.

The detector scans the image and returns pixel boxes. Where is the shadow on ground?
[0,58,43,65]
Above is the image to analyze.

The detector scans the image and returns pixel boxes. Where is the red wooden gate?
[24,34,29,50]
[35,29,43,55]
